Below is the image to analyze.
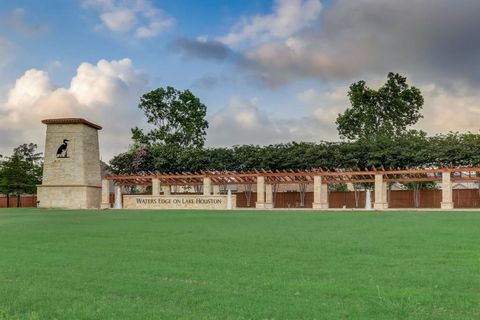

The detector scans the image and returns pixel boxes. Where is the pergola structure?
[102,167,480,210]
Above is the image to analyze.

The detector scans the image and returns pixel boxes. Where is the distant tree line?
[110,73,480,174]
[109,131,480,174]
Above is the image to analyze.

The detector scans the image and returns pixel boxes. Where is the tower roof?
[41,118,102,130]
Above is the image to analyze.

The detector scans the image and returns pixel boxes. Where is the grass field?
[1,209,480,319]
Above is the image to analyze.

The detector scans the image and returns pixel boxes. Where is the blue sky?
[1,0,480,159]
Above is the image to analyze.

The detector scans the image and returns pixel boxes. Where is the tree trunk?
[272,184,279,208]
[414,184,420,208]
[353,185,359,208]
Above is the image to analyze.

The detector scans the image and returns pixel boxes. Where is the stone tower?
[37,118,102,209]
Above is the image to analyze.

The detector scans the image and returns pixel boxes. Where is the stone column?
[227,189,233,210]
[37,118,102,209]
[373,174,388,210]
[203,177,212,195]
[265,184,274,209]
[213,185,220,195]
[114,185,123,209]
[256,176,265,208]
[152,178,161,196]
[441,171,454,209]
[312,176,329,209]
[162,185,171,195]
[100,179,111,209]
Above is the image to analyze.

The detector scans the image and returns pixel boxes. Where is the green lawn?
[1,209,480,319]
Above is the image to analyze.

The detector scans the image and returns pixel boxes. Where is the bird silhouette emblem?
[56,139,70,158]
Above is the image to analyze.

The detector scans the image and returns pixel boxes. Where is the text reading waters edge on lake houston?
[136,198,223,205]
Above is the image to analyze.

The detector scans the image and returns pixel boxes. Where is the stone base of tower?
[37,185,101,209]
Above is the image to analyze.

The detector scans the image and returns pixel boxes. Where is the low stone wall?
[123,195,236,210]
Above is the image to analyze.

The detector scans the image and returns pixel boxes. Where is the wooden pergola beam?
[106,166,480,187]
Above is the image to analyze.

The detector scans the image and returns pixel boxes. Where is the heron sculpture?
[56,139,69,158]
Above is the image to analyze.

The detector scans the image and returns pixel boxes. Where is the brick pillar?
[152,178,161,196]
[265,184,274,209]
[312,176,329,209]
[441,171,454,209]
[373,174,388,210]
[256,176,265,208]
[100,179,111,209]
[203,177,212,195]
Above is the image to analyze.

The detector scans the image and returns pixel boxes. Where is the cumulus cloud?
[207,97,287,146]
[6,8,49,36]
[100,8,137,32]
[238,0,480,87]
[206,95,339,147]
[0,58,148,160]
[297,86,348,126]
[207,0,480,140]
[4,69,54,111]
[218,0,322,46]
[82,0,174,38]
[295,79,480,139]
[295,80,480,139]
[418,83,480,135]
[207,81,480,147]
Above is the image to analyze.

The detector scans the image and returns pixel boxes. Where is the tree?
[12,143,43,163]
[336,72,424,141]
[0,143,43,194]
[131,86,209,148]
[109,151,136,174]
[109,132,480,174]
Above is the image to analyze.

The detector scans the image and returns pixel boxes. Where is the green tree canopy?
[0,143,43,194]
[108,77,480,175]
[131,86,209,148]
[336,72,424,140]
[108,134,437,175]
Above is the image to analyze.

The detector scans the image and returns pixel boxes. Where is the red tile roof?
[41,118,102,130]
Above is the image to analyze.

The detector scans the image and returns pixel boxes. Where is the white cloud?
[0,58,148,160]
[100,8,137,32]
[4,69,53,110]
[296,78,480,137]
[238,0,480,87]
[219,0,322,46]
[207,96,286,146]
[297,87,348,126]
[417,83,480,135]
[296,81,480,139]
[298,81,480,139]
[69,59,145,106]
[206,94,338,147]
[135,6,175,38]
[82,0,174,38]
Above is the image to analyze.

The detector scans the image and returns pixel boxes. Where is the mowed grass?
[1,209,480,319]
